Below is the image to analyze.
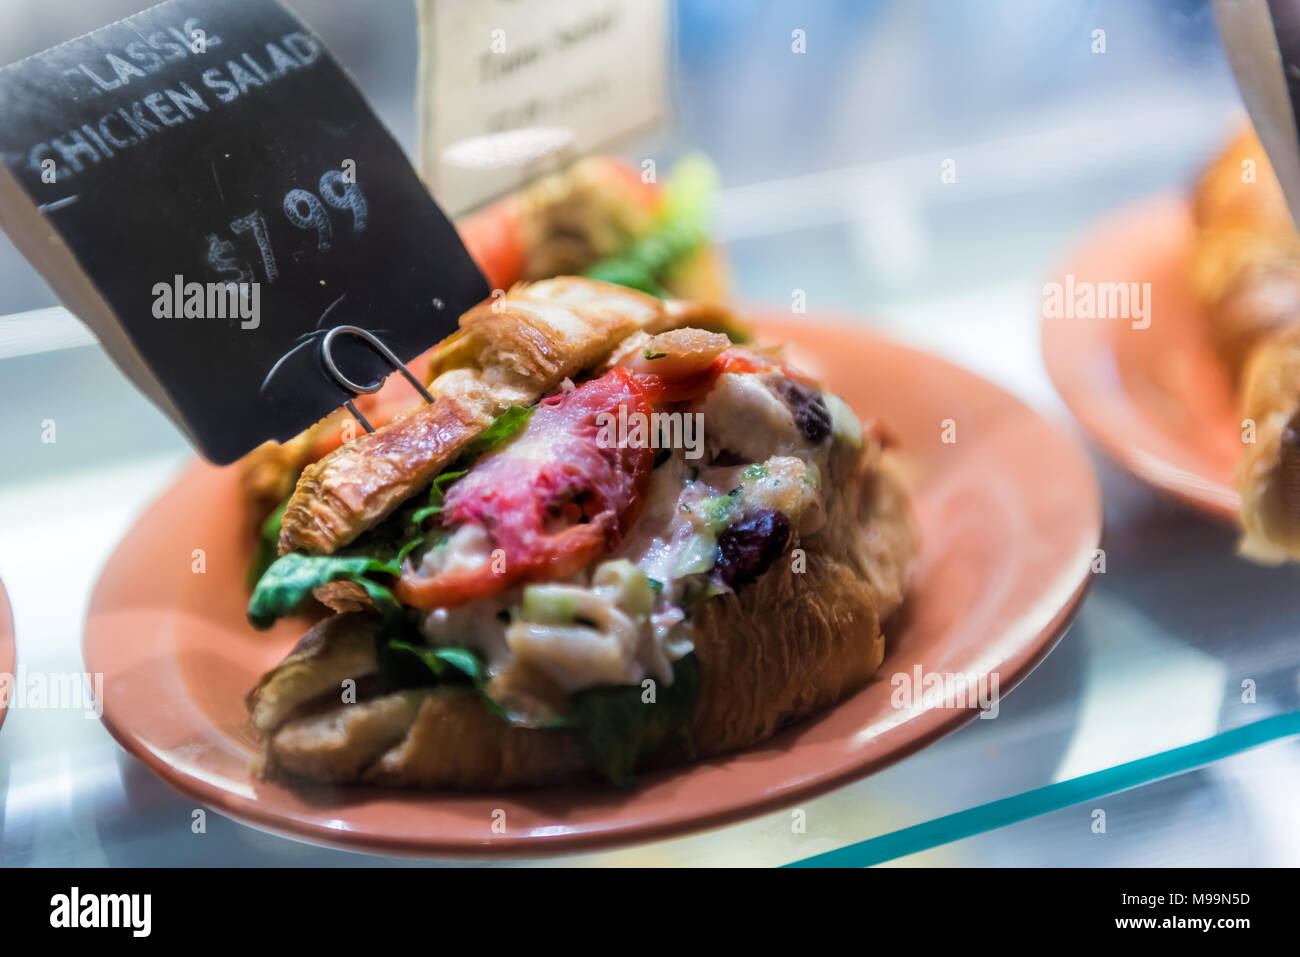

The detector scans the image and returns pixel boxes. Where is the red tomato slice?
[632,348,778,404]
[719,350,774,376]
[457,200,528,292]
[599,157,663,213]
[632,364,725,404]
[395,368,654,609]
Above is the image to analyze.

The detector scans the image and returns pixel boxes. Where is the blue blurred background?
[0,0,1242,316]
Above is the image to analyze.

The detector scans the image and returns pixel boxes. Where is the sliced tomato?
[632,363,725,403]
[631,347,780,404]
[457,200,528,291]
[599,157,663,213]
[395,368,654,609]
[718,350,775,377]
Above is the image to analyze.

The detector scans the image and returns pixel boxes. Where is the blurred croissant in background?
[1191,127,1300,563]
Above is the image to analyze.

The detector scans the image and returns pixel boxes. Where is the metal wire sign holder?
[318,325,435,433]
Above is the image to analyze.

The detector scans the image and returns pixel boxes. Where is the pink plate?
[84,315,1101,856]
[1042,194,1240,519]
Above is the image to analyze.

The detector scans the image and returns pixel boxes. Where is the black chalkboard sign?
[0,0,487,463]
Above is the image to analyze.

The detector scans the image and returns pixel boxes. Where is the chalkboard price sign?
[0,0,488,463]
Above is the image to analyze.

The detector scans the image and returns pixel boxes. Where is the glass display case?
[0,0,1294,868]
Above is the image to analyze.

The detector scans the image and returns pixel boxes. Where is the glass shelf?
[2,283,1295,867]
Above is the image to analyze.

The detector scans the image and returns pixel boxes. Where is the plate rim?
[1040,192,1240,521]
[84,316,1102,858]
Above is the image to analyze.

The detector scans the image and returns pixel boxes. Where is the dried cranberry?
[715,509,792,588]
[774,379,832,443]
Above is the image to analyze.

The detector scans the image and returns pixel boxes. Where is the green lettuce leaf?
[568,654,699,787]
[379,640,506,718]
[247,552,402,628]
[584,155,716,297]
[383,639,488,684]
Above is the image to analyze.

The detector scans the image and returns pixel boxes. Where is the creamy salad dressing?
[700,372,807,461]
[415,367,863,718]
[419,524,493,577]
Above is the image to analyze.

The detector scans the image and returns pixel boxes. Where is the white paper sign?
[416,0,668,215]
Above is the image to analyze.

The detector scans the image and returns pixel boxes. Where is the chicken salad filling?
[407,364,863,722]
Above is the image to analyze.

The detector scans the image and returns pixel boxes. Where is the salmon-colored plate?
[84,316,1101,857]
[1042,194,1240,520]
[0,578,12,731]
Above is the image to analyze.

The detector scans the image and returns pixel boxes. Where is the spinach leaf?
[381,639,517,723]
[383,637,578,729]
[568,654,699,787]
[245,495,290,591]
[408,472,463,526]
[464,403,534,457]
[385,639,485,684]
[379,632,698,784]
[248,552,402,628]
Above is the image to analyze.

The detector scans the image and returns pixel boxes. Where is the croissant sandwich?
[238,154,731,548]
[245,277,917,788]
[1192,127,1300,563]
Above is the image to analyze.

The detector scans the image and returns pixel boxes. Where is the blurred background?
[0,0,1239,319]
[2,0,1296,868]
[0,0,1244,475]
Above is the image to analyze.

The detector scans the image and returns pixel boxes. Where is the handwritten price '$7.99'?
[204,168,368,286]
